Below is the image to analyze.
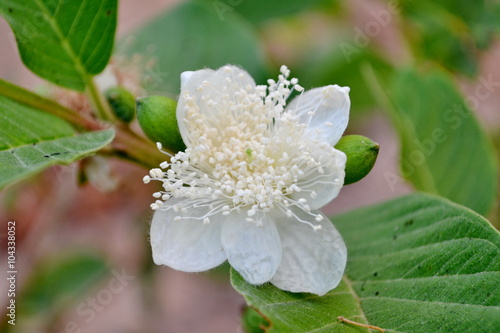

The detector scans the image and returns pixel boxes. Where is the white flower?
[146,65,350,296]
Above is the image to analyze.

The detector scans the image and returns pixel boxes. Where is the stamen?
[143,65,343,232]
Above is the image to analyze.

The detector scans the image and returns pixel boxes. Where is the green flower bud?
[105,86,136,123]
[136,96,186,152]
[335,135,379,185]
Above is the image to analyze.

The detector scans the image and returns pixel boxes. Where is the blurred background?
[1,0,499,332]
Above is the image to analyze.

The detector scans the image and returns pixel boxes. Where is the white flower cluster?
[145,65,350,295]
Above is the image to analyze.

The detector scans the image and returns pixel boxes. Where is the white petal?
[291,144,346,210]
[271,209,347,296]
[180,71,195,89]
[221,211,282,285]
[150,207,226,272]
[286,85,350,146]
[177,65,256,147]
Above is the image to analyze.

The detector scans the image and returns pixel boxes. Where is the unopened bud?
[105,86,136,123]
[136,96,186,152]
[335,135,379,185]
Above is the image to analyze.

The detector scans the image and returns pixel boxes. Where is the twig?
[338,316,385,332]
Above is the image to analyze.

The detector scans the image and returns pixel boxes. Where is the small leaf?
[390,69,498,215]
[232,193,500,332]
[0,0,117,90]
[0,95,114,189]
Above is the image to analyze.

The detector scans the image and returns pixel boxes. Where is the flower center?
[145,66,332,229]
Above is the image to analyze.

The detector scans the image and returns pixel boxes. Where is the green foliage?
[0,94,115,189]
[398,0,499,76]
[233,193,500,333]
[122,0,267,96]
[20,254,108,315]
[242,307,268,333]
[389,69,498,216]
[0,0,117,90]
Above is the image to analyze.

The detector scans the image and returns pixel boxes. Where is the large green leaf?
[232,193,500,333]
[389,69,498,216]
[0,0,117,90]
[0,94,115,189]
[122,0,267,96]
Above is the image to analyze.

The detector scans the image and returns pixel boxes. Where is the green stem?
[0,78,101,131]
[113,124,172,169]
[85,76,118,123]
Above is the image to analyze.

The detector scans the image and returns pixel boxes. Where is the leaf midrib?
[33,0,92,86]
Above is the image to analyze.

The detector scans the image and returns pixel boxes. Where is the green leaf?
[0,94,115,189]
[389,69,498,215]
[232,193,500,333]
[0,0,117,90]
[20,254,108,315]
[122,0,267,96]
[242,307,268,333]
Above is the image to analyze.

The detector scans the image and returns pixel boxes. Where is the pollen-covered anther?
[150,168,164,178]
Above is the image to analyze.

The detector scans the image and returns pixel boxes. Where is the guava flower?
[144,65,350,295]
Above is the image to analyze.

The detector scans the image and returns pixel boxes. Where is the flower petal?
[290,144,346,210]
[150,207,226,272]
[286,85,350,146]
[271,209,347,296]
[177,65,256,147]
[221,211,282,285]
